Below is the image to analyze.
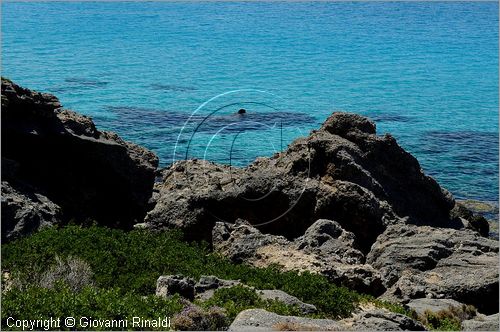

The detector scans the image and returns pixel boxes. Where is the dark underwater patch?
[371,114,413,123]
[64,77,109,87]
[367,112,413,123]
[417,130,499,202]
[99,105,317,166]
[150,83,197,92]
[104,105,316,134]
[423,131,499,163]
[49,78,110,92]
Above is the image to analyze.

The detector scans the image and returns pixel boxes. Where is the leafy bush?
[201,285,304,323]
[1,225,414,330]
[1,284,183,331]
[2,226,207,295]
[421,310,462,331]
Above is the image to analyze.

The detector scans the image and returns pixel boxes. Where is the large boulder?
[462,313,499,331]
[213,219,385,295]
[123,108,497,313]
[368,224,498,314]
[228,309,342,331]
[257,290,317,315]
[194,275,243,301]
[406,298,472,318]
[156,275,196,300]
[146,111,480,254]
[1,78,158,239]
[295,219,365,265]
[344,309,426,331]
[228,308,425,331]
[1,180,62,241]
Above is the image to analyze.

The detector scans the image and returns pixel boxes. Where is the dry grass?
[39,255,94,292]
[10,255,94,292]
[419,304,477,330]
[171,304,227,330]
[273,322,317,331]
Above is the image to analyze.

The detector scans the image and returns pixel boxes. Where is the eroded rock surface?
[156,275,196,300]
[344,309,426,331]
[147,111,498,313]
[461,313,500,331]
[257,290,317,315]
[147,112,483,250]
[228,308,425,331]
[406,298,471,317]
[1,180,62,241]
[228,309,342,331]
[1,78,158,239]
[213,219,385,295]
[369,224,498,313]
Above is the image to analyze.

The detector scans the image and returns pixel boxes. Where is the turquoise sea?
[2,1,498,204]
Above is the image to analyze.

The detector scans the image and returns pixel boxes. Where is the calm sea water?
[2,1,498,203]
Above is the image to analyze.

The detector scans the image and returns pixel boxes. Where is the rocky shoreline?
[1,78,158,241]
[1,78,498,330]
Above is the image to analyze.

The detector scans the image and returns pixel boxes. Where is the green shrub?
[200,285,304,322]
[2,226,207,295]
[418,304,477,331]
[421,310,462,331]
[1,284,183,331]
[1,225,413,329]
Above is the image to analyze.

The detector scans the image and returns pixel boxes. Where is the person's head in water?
[237,108,246,115]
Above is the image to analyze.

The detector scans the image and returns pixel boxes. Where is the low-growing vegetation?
[2,284,184,331]
[200,285,304,323]
[419,305,476,331]
[359,295,417,318]
[0,225,465,330]
[421,311,463,331]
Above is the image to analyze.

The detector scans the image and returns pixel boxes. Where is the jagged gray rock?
[195,275,242,294]
[228,309,342,331]
[1,78,158,238]
[1,180,62,241]
[368,224,498,314]
[194,275,243,301]
[213,219,385,295]
[229,308,425,331]
[257,290,317,315]
[406,298,470,317]
[462,313,499,331]
[345,309,426,331]
[295,219,364,265]
[146,112,472,254]
[146,113,495,310]
[156,275,196,300]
